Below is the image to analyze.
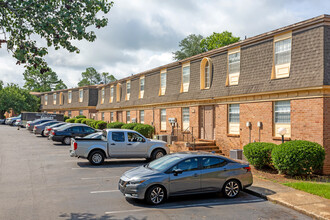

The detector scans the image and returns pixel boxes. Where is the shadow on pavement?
[76,160,147,169]
[59,213,146,220]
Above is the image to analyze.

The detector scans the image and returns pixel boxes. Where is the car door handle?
[110,143,116,145]
[127,143,132,145]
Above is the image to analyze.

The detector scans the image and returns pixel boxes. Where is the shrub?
[75,118,84,123]
[243,142,277,169]
[95,121,107,129]
[85,119,95,126]
[271,140,325,176]
[63,116,69,121]
[121,123,140,130]
[75,115,86,119]
[81,118,88,124]
[133,124,154,138]
[65,118,76,123]
[107,122,125,129]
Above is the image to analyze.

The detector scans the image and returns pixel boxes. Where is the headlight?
[127,180,146,185]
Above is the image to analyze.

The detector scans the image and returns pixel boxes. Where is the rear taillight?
[52,131,55,135]
[27,123,30,126]
[34,125,37,129]
[244,166,251,172]
[47,128,51,131]
[74,142,78,150]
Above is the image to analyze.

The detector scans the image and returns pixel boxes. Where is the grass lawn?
[283,182,330,199]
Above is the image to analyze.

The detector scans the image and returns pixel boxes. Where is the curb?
[243,188,328,220]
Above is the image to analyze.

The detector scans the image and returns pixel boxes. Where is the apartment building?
[40,85,99,119]
[39,15,330,173]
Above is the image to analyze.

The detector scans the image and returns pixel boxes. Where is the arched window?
[200,57,212,89]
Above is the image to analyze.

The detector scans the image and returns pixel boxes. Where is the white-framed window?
[139,76,145,99]
[227,48,240,86]
[79,110,83,116]
[110,85,114,103]
[274,101,291,137]
[68,110,72,118]
[126,80,131,100]
[159,69,166,96]
[182,107,190,131]
[228,104,240,134]
[126,111,130,123]
[101,112,105,121]
[101,87,105,104]
[68,91,72,103]
[273,32,292,79]
[79,89,83,102]
[140,110,145,124]
[110,112,114,122]
[181,62,190,92]
[160,109,166,131]
[44,94,48,105]
[53,93,57,105]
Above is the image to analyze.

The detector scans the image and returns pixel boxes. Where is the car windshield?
[84,132,102,139]
[147,155,182,171]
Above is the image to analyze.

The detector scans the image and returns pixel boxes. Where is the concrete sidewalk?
[244,176,330,220]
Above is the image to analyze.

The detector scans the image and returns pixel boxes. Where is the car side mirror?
[172,169,183,176]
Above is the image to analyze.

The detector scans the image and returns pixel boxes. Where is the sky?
[0,0,329,88]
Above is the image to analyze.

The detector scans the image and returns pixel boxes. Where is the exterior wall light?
[278,127,287,143]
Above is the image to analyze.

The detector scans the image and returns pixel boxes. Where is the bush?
[95,121,107,129]
[86,119,95,127]
[63,116,69,121]
[81,118,88,124]
[75,118,84,123]
[121,123,140,130]
[65,118,76,123]
[133,124,154,138]
[243,142,277,169]
[271,140,325,176]
[107,122,125,129]
[75,115,86,119]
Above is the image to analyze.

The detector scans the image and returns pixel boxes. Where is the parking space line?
[90,190,119,194]
[81,176,120,180]
[72,167,90,170]
[104,199,265,214]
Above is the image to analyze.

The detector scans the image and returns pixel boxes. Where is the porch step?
[193,141,216,146]
[189,145,219,151]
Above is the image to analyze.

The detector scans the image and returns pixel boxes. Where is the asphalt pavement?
[0,125,312,220]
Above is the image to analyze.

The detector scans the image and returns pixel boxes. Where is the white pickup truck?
[70,129,170,165]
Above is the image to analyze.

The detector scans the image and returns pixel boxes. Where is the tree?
[200,31,240,52]
[0,84,39,119]
[0,1,113,71]
[0,80,3,90]
[173,34,204,61]
[23,67,67,92]
[101,72,116,84]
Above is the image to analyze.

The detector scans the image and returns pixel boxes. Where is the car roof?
[170,151,236,161]
[105,129,139,132]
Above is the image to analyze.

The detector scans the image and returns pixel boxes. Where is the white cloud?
[0,0,328,88]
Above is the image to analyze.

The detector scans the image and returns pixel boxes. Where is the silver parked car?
[119,152,252,205]
[33,120,61,136]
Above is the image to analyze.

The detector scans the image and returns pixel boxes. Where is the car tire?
[62,137,71,145]
[145,185,166,205]
[41,131,45,137]
[88,150,105,165]
[222,179,241,198]
[150,149,166,161]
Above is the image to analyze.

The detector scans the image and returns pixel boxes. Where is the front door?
[200,105,214,140]
[125,132,148,157]
[169,157,201,195]
[117,111,123,122]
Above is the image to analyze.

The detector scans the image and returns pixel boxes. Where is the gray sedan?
[119,152,252,205]
[33,121,61,136]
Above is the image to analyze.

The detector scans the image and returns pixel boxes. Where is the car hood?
[123,165,160,180]
[148,139,167,145]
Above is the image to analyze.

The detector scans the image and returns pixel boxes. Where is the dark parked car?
[119,152,253,205]
[26,119,54,131]
[44,122,67,136]
[50,124,97,145]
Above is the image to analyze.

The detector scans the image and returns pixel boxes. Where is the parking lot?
[0,125,311,220]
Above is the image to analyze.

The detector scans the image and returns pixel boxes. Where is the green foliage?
[95,121,107,129]
[63,116,69,121]
[107,122,125,129]
[173,34,204,61]
[0,80,3,90]
[101,72,116,84]
[121,123,139,130]
[78,67,116,86]
[75,118,84,123]
[133,124,154,138]
[23,67,67,92]
[85,119,95,127]
[200,31,240,51]
[271,140,325,176]
[283,182,330,199]
[0,0,113,70]
[243,142,277,169]
[81,118,88,124]
[75,115,86,119]
[65,118,76,123]
[0,83,40,119]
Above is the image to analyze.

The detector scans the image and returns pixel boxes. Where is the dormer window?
[159,69,166,96]
[126,80,131,100]
[79,89,83,102]
[110,85,114,103]
[53,93,57,105]
[181,62,190,93]
[200,57,212,89]
[101,87,105,104]
[272,32,292,79]
[139,76,145,99]
[226,47,240,86]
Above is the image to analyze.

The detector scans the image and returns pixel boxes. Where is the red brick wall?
[323,97,330,174]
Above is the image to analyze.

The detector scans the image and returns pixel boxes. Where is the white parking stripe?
[104,199,265,214]
[90,190,119,194]
[72,167,90,170]
[81,176,120,180]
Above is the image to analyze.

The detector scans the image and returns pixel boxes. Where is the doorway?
[199,105,214,140]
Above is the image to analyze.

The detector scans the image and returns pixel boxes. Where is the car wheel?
[41,131,45,137]
[145,185,166,205]
[63,137,71,145]
[151,149,166,161]
[88,150,105,165]
[223,180,240,198]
